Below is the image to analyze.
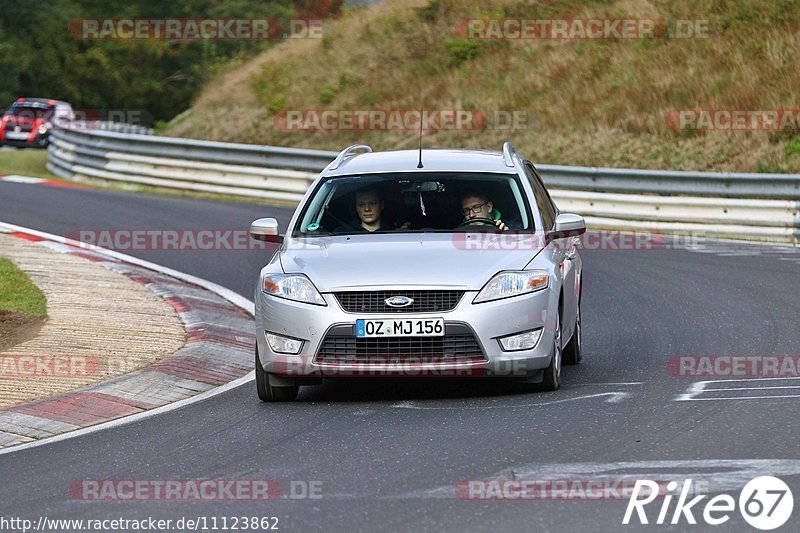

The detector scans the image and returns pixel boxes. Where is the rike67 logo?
[624,476,793,530]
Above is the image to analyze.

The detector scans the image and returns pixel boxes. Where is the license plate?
[5,131,29,140]
[356,317,444,338]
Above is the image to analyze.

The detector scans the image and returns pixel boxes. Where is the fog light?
[498,328,543,351]
[266,332,303,354]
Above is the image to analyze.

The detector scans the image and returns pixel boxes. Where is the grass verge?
[0,256,47,352]
[0,257,47,317]
[0,148,53,180]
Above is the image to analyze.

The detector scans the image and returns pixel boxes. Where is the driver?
[459,191,513,231]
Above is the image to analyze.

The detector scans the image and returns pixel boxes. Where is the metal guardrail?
[53,127,335,170]
[47,127,324,202]
[538,164,800,200]
[47,126,800,243]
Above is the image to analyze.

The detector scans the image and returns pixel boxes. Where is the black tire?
[255,347,299,402]
[563,297,582,365]
[539,311,562,391]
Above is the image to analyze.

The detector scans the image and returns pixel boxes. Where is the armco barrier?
[47,126,800,243]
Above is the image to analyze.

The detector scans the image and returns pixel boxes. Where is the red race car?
[0,97,74,148]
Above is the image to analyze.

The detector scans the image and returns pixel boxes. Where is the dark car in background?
[0,98,73,148]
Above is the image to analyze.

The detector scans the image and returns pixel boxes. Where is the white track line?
[392,392,631,410]
[679,395,800,401]
[0,175,46,184]
[703,386,800,392]
[674,377,800,402]
[0,220,255,456]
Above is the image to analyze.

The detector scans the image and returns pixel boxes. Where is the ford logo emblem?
[385,296,414,308]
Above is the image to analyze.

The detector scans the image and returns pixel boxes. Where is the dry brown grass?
[165,0,800,172]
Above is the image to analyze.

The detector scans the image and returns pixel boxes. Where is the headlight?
[37,123,48,135]
[473,270,549,303]
[262,273,326,306]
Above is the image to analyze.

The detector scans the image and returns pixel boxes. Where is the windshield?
[6,105,52,120]
[293,172,533,236]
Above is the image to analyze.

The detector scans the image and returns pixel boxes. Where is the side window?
[537,166,559,222]
[524,162,556,230]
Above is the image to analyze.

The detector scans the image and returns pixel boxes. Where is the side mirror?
[546,213,586,243]
[250,218,282,243]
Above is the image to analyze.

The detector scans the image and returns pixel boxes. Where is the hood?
[279,233,543,292]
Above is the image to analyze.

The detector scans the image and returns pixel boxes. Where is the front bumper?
[255,287,558,380]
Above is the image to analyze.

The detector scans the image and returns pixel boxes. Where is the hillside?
[165,0,800,173]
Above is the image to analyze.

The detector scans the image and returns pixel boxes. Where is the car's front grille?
[314,324,486,365]
[333,290,465,313]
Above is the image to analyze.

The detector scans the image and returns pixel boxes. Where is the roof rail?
[329,144,373,170]
[502,142,517,167]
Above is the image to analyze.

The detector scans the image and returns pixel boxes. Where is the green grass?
[0,257,47,317]
[0,149,54,180]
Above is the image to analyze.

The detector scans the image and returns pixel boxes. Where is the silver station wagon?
[250,143,586,401]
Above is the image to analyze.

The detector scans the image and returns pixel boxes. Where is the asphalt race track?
[1,180,799,532]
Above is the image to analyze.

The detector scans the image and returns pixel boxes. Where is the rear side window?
[524,162,557,230]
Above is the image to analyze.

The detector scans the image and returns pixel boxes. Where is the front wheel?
[539,312,562,391]
[255,347,299,402]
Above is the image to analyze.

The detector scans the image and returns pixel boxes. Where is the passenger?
[335,188,394,233]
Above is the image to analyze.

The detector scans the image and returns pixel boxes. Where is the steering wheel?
[457,216,497,228]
